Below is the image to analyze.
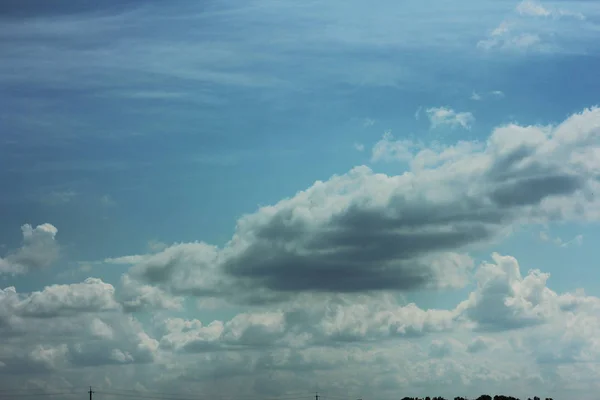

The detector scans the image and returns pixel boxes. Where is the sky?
[2,0,600,399]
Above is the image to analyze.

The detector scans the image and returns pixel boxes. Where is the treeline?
[401,396,553,400]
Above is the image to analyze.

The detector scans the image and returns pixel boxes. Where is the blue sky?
[2,0,600,399]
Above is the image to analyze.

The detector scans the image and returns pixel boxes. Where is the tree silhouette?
[396,395,553,400]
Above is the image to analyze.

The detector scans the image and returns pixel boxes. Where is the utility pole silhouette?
[315,392,319,400]
[89,387,94,400]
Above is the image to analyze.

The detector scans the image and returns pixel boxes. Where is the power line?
[207,397,311,400]
[0,387,350,400]
[317,391,358,400]
[97,388,312,398]
[0,393,80,398]
[320,395,351,400]
[0,389,83,394]
[94,391,197,400]
[95,391,312,400]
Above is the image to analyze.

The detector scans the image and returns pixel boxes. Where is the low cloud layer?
[2,251,600,399]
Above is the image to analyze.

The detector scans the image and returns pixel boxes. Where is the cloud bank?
[2,251,600,399]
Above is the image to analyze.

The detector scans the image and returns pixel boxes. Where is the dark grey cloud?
[216,113,600,296]
[223,216,488,293]
[489,173,584,208]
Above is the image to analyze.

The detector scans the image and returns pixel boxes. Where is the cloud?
[478,1,586,53]
[415,106,422,120]
[67,319,158,367]
[158,318,225,352]
[354,143,365,152]
[1,276,175,332]
[0,344,69,374]
[428,339,460,358]
[467,336,495,353]
[100,194,116,207]
[17,278,120,318]
[567,234,584,247]
[2,252,600,398]
[0,0,528,104]
[363,118,375,127]
[216,190,477,294]
[471,90,505,101]
[456,253,558,331]
[105,255,148,265]
[478,30,542,52]
[516,1,551,18]
[425,107,475,130]
[156,292,457,354]
[108,107,600,304]
[371,131,420,163]
[471,92,482,101]
[0,0,163,19]
[0,224,59,275]
[0,281,160,375]
[539,231,583,247]
[117,274,183,313]
[0,279,122,340]
[107,91,189,100]
[147,240,168,253]
[516,1,585,20]
[306,294,456,342]
[41,190,78,206]
[126,242,226,297]
[159,311,288,353]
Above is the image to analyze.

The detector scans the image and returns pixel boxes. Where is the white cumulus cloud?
[0,224,59,275]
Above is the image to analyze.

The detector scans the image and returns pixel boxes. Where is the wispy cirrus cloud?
[478,0,589,53]
[354,143,365,152]
[539,231,583,248]
[516,0,585,20]
[471,90,505,101]
[362,118,376,127]
[40,190,78,206]
[478,28,542,52]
